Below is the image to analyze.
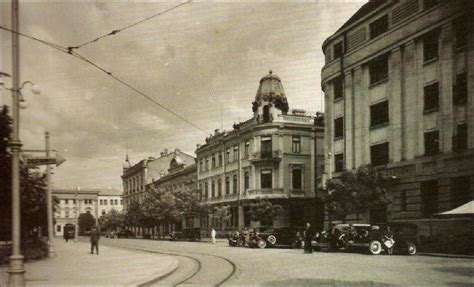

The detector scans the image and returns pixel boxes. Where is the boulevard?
[100,238,473,286]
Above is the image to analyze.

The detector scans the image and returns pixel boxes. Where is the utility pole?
[74,186,80,243]
[45,132,56,257]
[7,0,25,285]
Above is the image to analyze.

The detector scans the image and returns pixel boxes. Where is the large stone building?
[121,149,194,208]
[196,71,325,235]
[53,188,124,236]
[321,0,473,232]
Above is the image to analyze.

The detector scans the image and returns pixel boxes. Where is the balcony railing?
[250,150,282,162]
[243,188,285,199]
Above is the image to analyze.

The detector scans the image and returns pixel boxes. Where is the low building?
[98,188,123,217]
[196,71,325,236]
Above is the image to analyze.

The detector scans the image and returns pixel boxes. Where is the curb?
[137,258,180,287]
[418,253,474,259]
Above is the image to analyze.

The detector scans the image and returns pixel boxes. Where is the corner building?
[321,0,473,233]
[196,71,325,236]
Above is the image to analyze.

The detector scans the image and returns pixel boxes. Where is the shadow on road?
[434,266,474,278]
[261,278,395,286]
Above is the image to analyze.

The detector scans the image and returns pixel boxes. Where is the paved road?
[100,238,474,286]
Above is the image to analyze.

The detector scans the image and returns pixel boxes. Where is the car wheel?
[267,235,277,246]
[257,239,267,249]
[369,240,383,255]
[407,243,417,255]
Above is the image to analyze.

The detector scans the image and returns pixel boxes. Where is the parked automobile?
[248,227,304,249]
[378,222,418,255]
[63,223,75,240]
[227,231,247,247]
[116,229,133,238]
[169,228,201,241]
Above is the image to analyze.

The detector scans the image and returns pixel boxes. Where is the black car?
[116,229,133,238]
[227,231,247,247]
[170,228,201,241]
[248,227,303,249]
[378,222,418,255]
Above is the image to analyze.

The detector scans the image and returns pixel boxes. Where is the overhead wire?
[68,1,191,51]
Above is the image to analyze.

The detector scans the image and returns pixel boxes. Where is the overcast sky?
[0,0,364,190]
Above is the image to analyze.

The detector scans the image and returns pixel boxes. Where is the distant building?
[196,71,325,235]
[148,152,197,233]
[121,149,194,209]
[53,188,124,236]
[321,0,473,232]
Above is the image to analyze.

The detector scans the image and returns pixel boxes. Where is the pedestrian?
[90,226,100,255]
[211,228,216,244]
[64,230,69,242]
[303,222,313,254]
[383,226,395,255]
[329,223,340,251]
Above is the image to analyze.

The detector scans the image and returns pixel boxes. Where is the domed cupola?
[122,154,131,172]
[252,70,289,123]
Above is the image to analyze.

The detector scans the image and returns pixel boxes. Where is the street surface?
[101,238,474,286]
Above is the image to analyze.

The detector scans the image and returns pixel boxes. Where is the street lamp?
[0,72,41,286]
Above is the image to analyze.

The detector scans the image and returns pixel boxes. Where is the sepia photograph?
[0,0,473,286]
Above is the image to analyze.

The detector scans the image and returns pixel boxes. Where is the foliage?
[124,200,145,227]
[0,105,12,240]
[320,165,391,222]
[248,198,283,227]
[210,205,231,229]
[20,168,48,233]
[78,213,96,234]
[100,209,125,231]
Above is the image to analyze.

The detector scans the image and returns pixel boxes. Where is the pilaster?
[344,70,353,169]
[404,40,417,160]
[440,22,455,153]
[390,46,403,163]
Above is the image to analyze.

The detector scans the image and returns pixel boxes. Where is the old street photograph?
[0,0,473,286]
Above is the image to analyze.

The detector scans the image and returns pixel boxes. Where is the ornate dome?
[122,154,131,170]
[253,70,289,113]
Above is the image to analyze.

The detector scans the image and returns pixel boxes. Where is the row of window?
[334,123,468,172]
[99,199,121,206]
[200,167,303,199]
[124,174,144,194]
[333,71,468,140]
[329,1,465,63]
[199,136,302,172]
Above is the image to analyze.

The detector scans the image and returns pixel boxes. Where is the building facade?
[98,189,123,217]
[121,149,194,208]
[321,0,473,233]
[197,71,325,236]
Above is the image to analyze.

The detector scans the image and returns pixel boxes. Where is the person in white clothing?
[211,228,216,244]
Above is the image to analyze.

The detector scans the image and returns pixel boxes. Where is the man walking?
[211,228,216,244]
[303,222,314,254]
[90,226,100,255]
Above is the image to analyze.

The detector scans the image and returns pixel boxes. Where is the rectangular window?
[211,181,215,198]
[370,142,389,166]
[453,73,467,105]
[212,154,216,168]
[99,199,103,205]
[204,182,208,199]
[421,180,438,217]
[335,153,344,172]
[333,41,344,59]
[424,82,439,111]
[334,117,344,139]
[451,176,471,208]
[244,172,249,191]
[233,174,238,194]
[261,136,272,158]
[57,225,61,232]
[244,141,250,158]
[424,0,439,10]
[423,30,439,62]
[225,177,230,194]
[226,148,231,163]
[218,152,223,167]
[455,123,468,151]
[205,158,209,170]
[217,179,222,197]
[369,54,389,85]
[400,190,407,212]
[292,168,302,190]
[234,145,239,161]
[370,100,389,127]
[455,16,467,49]
[333,76,344,100]
[370,14,388,39]
[292,136,301,153]
[261,169,272,189]
[424,130,439,156]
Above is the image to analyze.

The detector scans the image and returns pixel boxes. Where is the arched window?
[263,105,270,123]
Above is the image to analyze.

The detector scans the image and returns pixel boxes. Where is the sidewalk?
[0,238,179,286]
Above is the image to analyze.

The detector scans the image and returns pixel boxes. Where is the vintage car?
[169,227,201,241]
[116,229,133,238]
[227,231,247,247]
[343,224,384,254]
[248,227,303,249]
[311,224,353,252]
[377,222,418,255]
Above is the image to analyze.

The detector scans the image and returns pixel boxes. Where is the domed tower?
[252,70,289,123]
[122,154,131,172]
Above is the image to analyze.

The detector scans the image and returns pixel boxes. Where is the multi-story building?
[98,188,123,217]
[52,188,99,236]
[321,0,473,233]
[121,149,194,208]
[53,188,125,236]
[148,151,197,233]
[196,71,325,235]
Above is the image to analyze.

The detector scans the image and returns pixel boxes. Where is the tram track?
[101,239,237,286]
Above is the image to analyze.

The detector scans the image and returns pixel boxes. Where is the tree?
[20,168,48,236]
[124,200,145,228]
[78,213,96,235]
[100,209,125,232]
[209,205,231,230]
[0,105,12,240]
[321,171,359,223]
[248,198,283,228]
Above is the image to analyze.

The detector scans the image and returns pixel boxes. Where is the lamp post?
[45,132,56,257]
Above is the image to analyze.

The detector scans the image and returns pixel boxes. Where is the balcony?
[242,188,286,200]
[205,193,238,204]
[250,150,282,164]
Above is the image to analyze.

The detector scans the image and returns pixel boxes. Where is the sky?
[0,0,365,190]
